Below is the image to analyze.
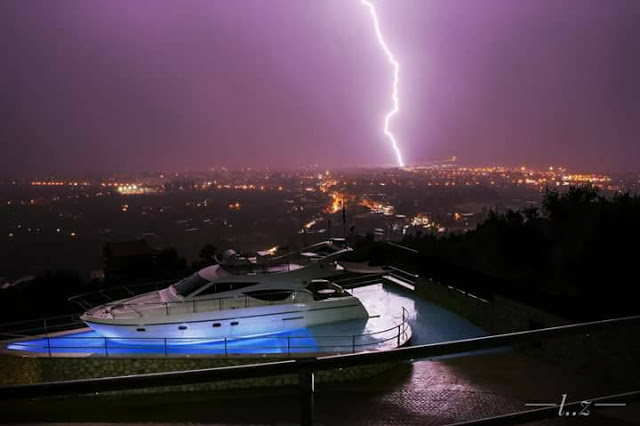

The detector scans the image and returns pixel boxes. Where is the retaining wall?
[0,355,393,393]
[416,278,640,387]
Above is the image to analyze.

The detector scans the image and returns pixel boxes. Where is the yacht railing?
[0,314,85,340]
[218,261,295,276]
[333,273,386,289]
[69,280,304,313]
[81,288,355,320]
[385,265,419,282]
[1,307,410,358]
[68,279,178,311]
[218,244,349,276]
[68,259,343,313]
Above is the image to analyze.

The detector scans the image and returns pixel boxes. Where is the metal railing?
[90,290,314,319]
[1,314,638,426]
[334,267,419,291]
[0,314,85,340]
[385,265,419,283]
[215,260,295,276]
[68,279,178,311]
[73,287,360,320]
[3,307,410,358]
[67,262,416,319]
[333,273,386,289]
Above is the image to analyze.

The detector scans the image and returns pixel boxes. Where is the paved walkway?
[2,352,638,425]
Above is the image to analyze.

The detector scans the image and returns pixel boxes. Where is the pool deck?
[0,283,637,424]
[2,351,637,425]
[5,285,640,426]
[1,284,415,358]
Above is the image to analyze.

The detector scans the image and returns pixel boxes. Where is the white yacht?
[79,240,369,342]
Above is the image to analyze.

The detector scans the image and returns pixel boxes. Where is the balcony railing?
[1,307,410,358]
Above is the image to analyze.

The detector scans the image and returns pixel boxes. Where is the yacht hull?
[82,296,368,344]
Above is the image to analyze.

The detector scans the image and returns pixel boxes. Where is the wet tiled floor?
[2,284,637,425]
[3,352,638,425]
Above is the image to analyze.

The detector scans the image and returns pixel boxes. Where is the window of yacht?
[174,273,210,297]
[195,282,257,297]
[244,290,293,302]
[311,244,340,256]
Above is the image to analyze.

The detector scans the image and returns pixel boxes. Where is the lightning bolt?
[360,0,405,168]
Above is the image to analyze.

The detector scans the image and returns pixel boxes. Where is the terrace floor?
[2,351,638,425]
[2,284,637,424]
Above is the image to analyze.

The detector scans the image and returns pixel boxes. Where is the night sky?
[1,0,639,176]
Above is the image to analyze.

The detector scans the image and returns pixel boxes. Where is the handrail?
[68,279,178,309]
[386,242,419,254]
[215,260,296,276]
[2,307,411,358]
[70,282,361,319]
[81,289,319,320]
[72,244,351,310]
[334,273,385,284]
[77,284,368,321]
[67,259,396,315]
[1,314,637,400]
[1,322,83,337]
[0,299,409,342]
[0,313,81,329]
[93,288,314,309]
[7,332,406,356]
[2,292,384,340]
[386,265,419,279]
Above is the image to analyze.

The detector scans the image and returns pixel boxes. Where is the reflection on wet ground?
[2,285,637,425]
[3,352,637,425]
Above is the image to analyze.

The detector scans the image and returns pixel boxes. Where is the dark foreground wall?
[0,355,393,393]
[415,278,640,387]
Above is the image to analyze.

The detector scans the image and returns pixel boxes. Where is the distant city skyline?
[1,0,639,176]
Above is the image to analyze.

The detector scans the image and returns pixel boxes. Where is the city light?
[326,192,344,214]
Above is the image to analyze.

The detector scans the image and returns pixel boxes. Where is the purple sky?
[1,0,639,176]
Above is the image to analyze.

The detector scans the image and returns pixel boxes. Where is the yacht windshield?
[173,273,210,297]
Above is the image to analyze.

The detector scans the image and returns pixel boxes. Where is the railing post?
[104,337,109,357]
[224,338,228,357]
[43,318,52,357]
[287,336,291,356]
[403,307,408,341]
[165,303,169,316]
[299,368,315,426]
[164,338,168,357]
[397,324,401,347]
